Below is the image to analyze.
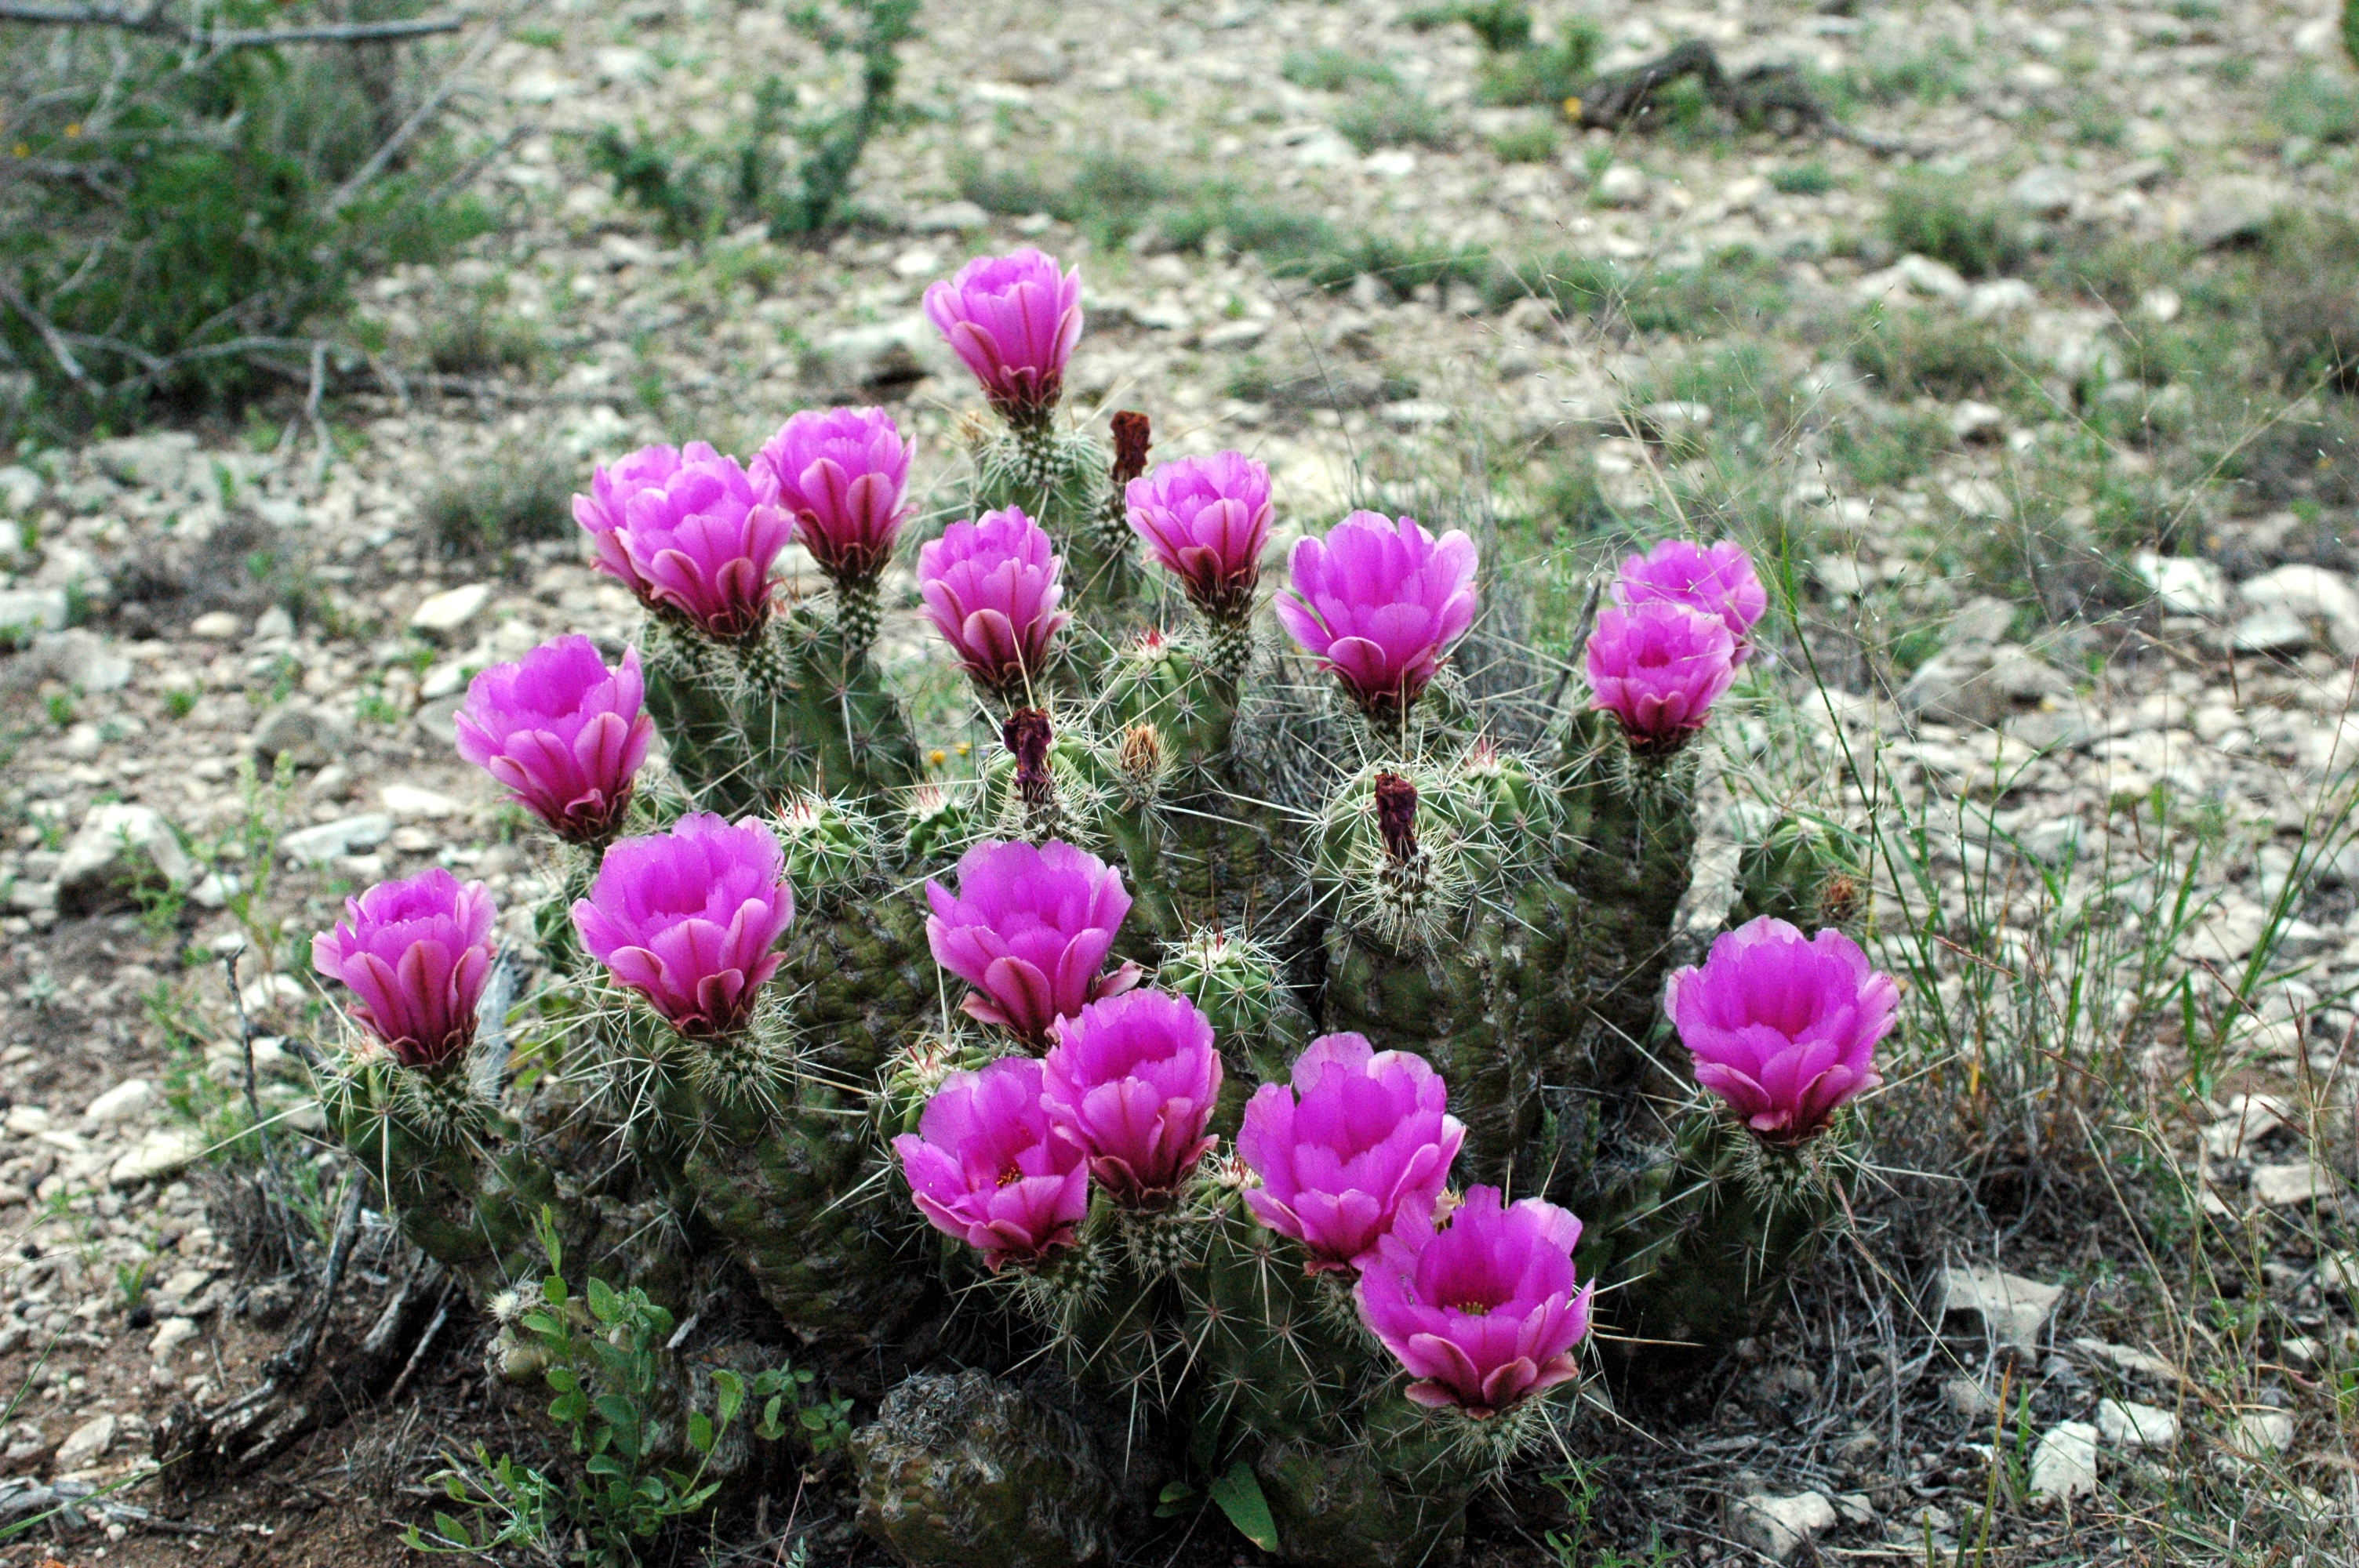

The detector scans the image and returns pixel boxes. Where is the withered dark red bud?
[1004,707,1055,808]
[1110,410,1152,489]
[1373,771,1419,864]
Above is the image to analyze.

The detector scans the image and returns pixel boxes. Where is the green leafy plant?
[0,0,490,433]
[593,0,920,241]
[410,1211,829,1567]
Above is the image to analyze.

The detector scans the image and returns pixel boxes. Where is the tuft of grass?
[1857,38,1974,104]
[423,303,544,378]
[1280,49,1398,93]
[1771,161,1834,197]
[2253,212,2359,393]
[424,449,576,563]
[1335,92,1452,153]
[1828,408,1952,490]
[1488,122,1561,163]
[1848,307,2025,403]
[1883,173,2033,278]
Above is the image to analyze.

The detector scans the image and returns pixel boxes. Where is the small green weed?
[1280,49,1398,93]
[409,1212,845,1568]
[44,691,75,728]
[163,687,198,720]
[1336,92,1452,153]
[1488,122,1561,163]
[1883,173,2031,278]
[1771,161,1834,196]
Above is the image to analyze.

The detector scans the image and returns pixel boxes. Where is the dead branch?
[1574,38,1921,157]
[0,2,463,48]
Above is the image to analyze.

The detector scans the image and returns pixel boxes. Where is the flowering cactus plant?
[305,246,1892,1567]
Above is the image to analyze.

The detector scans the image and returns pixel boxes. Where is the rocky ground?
[3,0,2359,1563]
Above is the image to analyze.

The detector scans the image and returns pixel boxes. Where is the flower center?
[1451,1299,1492,1317]
[997,1163,1024,1189]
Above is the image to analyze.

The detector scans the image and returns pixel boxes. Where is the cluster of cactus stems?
[305,247,1899,1566]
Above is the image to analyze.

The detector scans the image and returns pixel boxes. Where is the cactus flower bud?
[1042,989,1223,1200]
[925,839,1142,1046]
[1372,771,1419,865]
[1109,410,1152,489]
[1237,1033,1466,1272]
[454,635,652,847]
[895,1055,1089,1268]
[1125,451,1273,622]
[1274,511,1479,723]
[312,868,496,1070]
[1115,722,1167,798]
[1355,1185,1594,1418]
[750,405,914,588]
[1614,538,1768,661]
[918,506,1070,701]
[1665,916,1896,1144]
[573,441,703,603]
[605,445,794,643]
[1583,601,1739,757]
[1002,707,1055,816]
[571,812,797,1039]
[922,247,1083,427]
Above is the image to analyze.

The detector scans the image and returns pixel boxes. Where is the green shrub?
[1882,173,2031,277]
[1405,0,1532,50]
[2253,212,2359,392]
[594,0,918,241]
[0,1,489,432]
[1477,27,1603,107]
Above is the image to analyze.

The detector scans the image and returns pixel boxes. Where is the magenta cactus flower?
[453,635,652,847]
[608,446,794,643]
[1355,1186,1594,1418]
[895,1055,1089,1269]
[1583,601,1739,757]
[1042,989,1223,1200]
[1237,1033,1467,1272]
[1665,916,1896,1144]
[1614,539,1769,661]
[574,442,706,602]
[750,406,914,587]
[917,506,1070,700]
[922,248,1084,425]
[1125,452,1273,622]
[571,812,796,1038]
[311,868,496,1070]
[1274,511,1480,721]
[925,838,1140,1046]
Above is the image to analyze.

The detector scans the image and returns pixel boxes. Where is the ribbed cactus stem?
[833,574,882,666]
[1204,610,1254,687]
[1009,414,1061,492]
[735,614,795,705]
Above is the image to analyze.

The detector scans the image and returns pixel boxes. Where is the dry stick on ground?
[1575,38,1921,157]
[0,2,463,48]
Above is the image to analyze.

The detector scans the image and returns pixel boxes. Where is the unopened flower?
[918,506,1070,699]
[1237,1033,1466,1272]
[609,446,793,642]
[750,405,914,588]
[311,869,496,1069]
[922,248,1083,426]
[1042,989,1223,1200]
[571,813,796,1038]
[895,1055,1089,1268]
[1274,511,1479,722]
[1665,916,1895,1143]
[1356,1185,1593,1418]
[1614,539,1769,660]
[454,635,651,846]
[1126,452,1273,622]
[925,838,1140,1045]
[1583,601,1739,756]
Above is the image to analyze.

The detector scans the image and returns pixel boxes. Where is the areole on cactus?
[305,243,1898,1568]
